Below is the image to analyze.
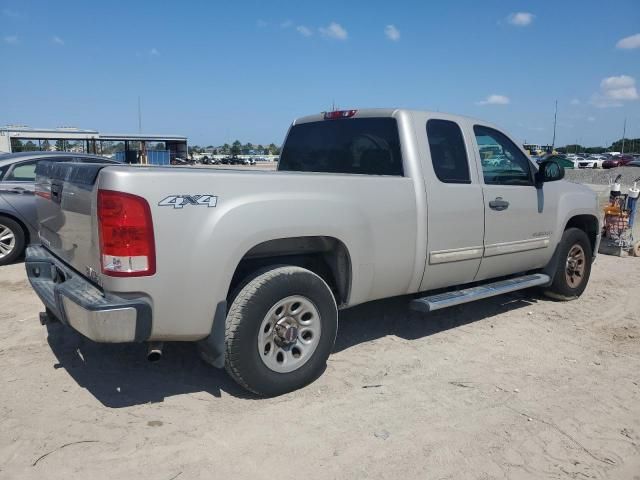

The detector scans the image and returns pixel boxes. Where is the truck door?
[419,118,485,291]
[472,125,556,281]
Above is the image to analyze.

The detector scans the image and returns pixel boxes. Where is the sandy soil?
[1,254,639,480]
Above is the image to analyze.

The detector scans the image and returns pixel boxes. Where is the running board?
[410,273,550,313]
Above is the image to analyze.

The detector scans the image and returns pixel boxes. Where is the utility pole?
[137,96,142,134]
[621,118,626,154]
[551,99,558,151]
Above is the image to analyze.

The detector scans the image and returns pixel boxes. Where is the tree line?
[557,138,640,154]
[188,141,281,156]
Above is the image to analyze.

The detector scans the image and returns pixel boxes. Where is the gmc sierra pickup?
[26,109,600,396]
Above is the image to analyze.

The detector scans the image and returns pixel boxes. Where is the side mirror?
[535,160,564,188]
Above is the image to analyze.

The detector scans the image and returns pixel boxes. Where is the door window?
[6,160,38,182]
[474,126,533,186]
[426,119,471,184]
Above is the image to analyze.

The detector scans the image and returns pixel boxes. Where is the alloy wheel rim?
[0,224,16,259]
[565,244,586,288]
[257,295,322,373]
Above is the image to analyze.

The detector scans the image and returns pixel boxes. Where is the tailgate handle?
[489,197,509,211]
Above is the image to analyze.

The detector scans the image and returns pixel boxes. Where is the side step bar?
[410,273,550,313]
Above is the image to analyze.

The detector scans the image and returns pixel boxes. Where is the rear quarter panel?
[97,167,418,340]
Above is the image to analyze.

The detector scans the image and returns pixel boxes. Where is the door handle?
[11,187,27,194]
[489,197,509,211]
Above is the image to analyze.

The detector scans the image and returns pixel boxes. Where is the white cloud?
[384,24,400,41]
[570,98,580,105]
[52,35,64,45]
[2,9,22,18]
[477,94,510,105]
[256,19,267,28]
[616,33,640,50]
[319,22,348,40]
[150,48,160,56]
[3,35,18,44]
[590,75,639,107]
[280,20,293,28]
[507,12,535,27]
[587,116,596,122]
[296,25,312,37]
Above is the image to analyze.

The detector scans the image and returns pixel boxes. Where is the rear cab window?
[279,117,404,175]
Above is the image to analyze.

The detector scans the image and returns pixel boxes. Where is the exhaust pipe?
[147,342,164,362]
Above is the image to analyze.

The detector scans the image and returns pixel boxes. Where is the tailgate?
[35,161,110,277]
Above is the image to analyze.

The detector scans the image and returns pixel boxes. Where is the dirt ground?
[1,254,639,480]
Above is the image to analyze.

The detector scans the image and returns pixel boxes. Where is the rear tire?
[543,228,592,301]
[0,216,25,266]
[225,266,338,396]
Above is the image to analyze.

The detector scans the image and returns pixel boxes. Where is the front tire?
[225,266,338,396]
[543,228,592,300]
[0,216,25,266]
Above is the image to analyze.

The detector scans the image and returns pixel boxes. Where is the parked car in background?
[535,154,575,169]
[0,152,119,265]
[578,156,605,169]
[627,160,640,167]
[603,155,634,169]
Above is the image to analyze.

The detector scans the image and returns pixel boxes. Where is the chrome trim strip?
[429,245,484,264]
[484,237,550,257]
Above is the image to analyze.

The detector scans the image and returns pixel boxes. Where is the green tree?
[41,139,51,151]
[268,143,280,155]
[610,138,640,154]
[10,139,23,152]
[231,140,242,156]
[23,140,38,151]
[55,140,65,151]
[222,143,230,154]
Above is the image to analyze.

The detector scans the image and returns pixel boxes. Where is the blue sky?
[1,0,639,147]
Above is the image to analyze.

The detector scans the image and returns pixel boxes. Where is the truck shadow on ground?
[45,290,540,408]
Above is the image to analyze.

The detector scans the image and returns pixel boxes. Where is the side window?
[427,119,471,184]
[6,160,38,182]
[0,165,8,181]
[473,126,533,186]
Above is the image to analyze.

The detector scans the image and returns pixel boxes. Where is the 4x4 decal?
[158,195,218,209]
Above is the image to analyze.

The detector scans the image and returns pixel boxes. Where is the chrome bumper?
[25,245,152,343]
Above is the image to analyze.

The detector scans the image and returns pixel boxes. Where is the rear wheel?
[225,266,338,396]
[543,228,592,300]
[0,216,25,266]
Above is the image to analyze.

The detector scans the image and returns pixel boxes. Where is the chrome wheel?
[258,295,322,373]
[565,244,586,288]
[0,224,16,260]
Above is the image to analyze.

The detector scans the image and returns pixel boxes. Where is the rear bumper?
[25,245,152,343]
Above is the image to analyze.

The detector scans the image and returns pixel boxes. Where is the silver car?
[0,152,118,265]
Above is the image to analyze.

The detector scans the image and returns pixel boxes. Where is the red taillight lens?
[97,189,156,277]
[323,109,357,120]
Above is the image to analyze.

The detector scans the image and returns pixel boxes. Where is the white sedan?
[578,157,604,169]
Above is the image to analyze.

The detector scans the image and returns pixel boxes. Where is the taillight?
[97,189,156,277]
[323,109,357,120]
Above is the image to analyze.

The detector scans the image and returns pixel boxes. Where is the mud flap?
[197,300,227,368]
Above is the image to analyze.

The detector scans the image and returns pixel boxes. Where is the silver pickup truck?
[26,109,600,396]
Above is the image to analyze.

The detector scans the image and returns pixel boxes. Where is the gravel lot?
[1,250,639,479]
[565,167,640,187]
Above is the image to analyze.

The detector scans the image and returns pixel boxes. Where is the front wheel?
[225,266,338,396]
[543,228,592,300]
[0,216,25,266]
